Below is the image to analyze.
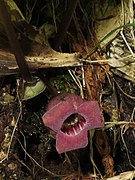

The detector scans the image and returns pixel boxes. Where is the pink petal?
[47,93,84,110]
[56,130,88,153]
[77,101,104,129]
[42,93,84,132]
[43,100,75,132]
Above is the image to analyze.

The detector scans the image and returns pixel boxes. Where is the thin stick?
[17,139,66,177]
[0,80,22,163]
[0,0,32,82]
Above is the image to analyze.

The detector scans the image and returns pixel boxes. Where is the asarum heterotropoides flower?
[42,93,104,153]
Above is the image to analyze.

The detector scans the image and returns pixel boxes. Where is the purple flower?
[42,93,104,153]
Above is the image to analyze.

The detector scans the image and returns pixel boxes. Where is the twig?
[120,30,134,57]
[68,69,84,98]
[17,139,66,177]
[0,80,22,163]
[13,154,31,173]
[0,0,32,82]
[121,125,135,169]
[130,107,135,122]
[89,130,103,179]
[20,131,27,161]
[82,54,135,66]
[113,78,135,100]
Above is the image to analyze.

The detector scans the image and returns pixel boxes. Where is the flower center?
[61,113,86,136]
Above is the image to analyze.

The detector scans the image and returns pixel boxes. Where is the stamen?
[73,127,77,135]
[79,123,83,131]
[61,113,86,135]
